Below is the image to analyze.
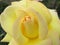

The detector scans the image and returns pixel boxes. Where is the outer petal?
[28,1,52,24]
[39,39,52,45]
[1,6,17,36]
[7,38,45,45]
[48,9,59,22]
[47,30,60,45]
[26,39,52,45]
[1,0,27,36]
[1,34,12,42]
[8,38,18,45]
[49,9,60,37]
[49,22,60,35]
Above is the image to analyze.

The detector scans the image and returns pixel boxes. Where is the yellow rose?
[1,0,60,45]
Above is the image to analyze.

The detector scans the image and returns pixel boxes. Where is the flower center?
[21,16,39,39]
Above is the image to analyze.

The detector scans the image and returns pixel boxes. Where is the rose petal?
[1,34,12,42]
[48,30,60,45]
[8,38,18,45]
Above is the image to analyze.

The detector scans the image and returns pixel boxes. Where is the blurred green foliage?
[42,0,56,9]
[42,0,60,18]
[0,1,8,14]
[0,42,9,45]
[0,25,6,41]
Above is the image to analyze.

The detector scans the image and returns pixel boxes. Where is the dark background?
[0,0,60,45]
